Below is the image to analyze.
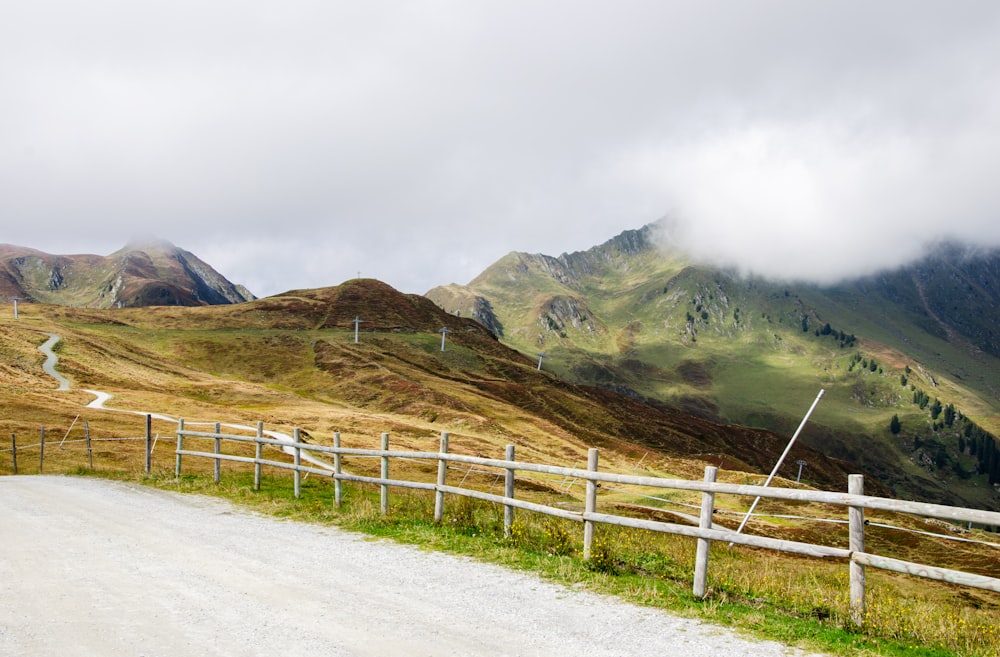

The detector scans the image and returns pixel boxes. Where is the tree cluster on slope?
[893,375,1000,485]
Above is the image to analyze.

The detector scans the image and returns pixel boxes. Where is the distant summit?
[0,241,254,308]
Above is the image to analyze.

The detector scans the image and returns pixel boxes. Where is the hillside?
[5,278,998,657]
[0,240,254,308]
[1,279,876,498]
[426,224,1000,511]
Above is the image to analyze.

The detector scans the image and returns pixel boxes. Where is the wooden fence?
[173,422,1000,627]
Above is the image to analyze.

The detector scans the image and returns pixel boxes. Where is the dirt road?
[0,476,820,657]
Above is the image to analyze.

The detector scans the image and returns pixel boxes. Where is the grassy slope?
[445,243,1000,511]
[3,283,999,656]
[1,279,886,490]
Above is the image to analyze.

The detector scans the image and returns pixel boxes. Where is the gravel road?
[0,476,824,657]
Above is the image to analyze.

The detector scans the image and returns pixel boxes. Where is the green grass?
[464,254,1000,511]
[78,468,1000,657]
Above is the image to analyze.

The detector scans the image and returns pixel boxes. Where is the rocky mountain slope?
[427,224,1000,510]
[0,240,254,308]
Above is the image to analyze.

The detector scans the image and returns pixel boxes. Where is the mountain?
[426,224,1000,511]
[0,240,254,308]
[3,278,871,498]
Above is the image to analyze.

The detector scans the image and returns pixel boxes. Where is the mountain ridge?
[427,223,1000,510]
[0,241,254,308]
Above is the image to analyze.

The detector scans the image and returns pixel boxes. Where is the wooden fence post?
[849,474,866,626]
[214,422,222,484]
[293,428,302,499]
[504,444,516,538]
[693,465,718,598]
[333,432,343,507]
[434,432,449,522]
[380,432,389,515]
[145,414,152,474]
[10,434,17,475]
[175,419,184,477]
[583,448,599,560]
[254,421,263,491]
[85,421,93,469]
[39,426,45,474]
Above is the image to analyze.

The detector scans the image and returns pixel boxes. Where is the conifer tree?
[944,403,956,427]
[989,439,999,485]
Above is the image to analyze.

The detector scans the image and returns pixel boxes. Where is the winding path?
[40,333,335,469]
[39,333,70,391]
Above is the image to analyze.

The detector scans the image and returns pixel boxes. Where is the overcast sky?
[3,2,999,298]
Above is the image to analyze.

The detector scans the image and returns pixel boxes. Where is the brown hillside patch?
[677,359,713,388]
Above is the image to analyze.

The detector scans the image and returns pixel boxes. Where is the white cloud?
[634,92,1000,282]
[2,1,999,296]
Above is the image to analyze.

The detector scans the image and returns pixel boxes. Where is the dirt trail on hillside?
[38,332,70,390]
[0,476,824,657]
[40,333,337,471]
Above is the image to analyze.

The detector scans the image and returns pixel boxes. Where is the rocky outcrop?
[424,284,505,338]
[537,295,602,339]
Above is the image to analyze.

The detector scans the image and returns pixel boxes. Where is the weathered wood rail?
[174,423,1000,626]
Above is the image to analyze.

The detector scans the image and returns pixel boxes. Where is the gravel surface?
[0,476,826,657]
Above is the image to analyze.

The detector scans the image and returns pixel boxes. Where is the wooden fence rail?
[5,417,997,627]
[173,423,1000,626]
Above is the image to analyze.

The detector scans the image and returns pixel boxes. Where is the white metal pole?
[731,389,825,542]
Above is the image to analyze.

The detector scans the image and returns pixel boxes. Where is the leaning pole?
[730,389,825,542]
